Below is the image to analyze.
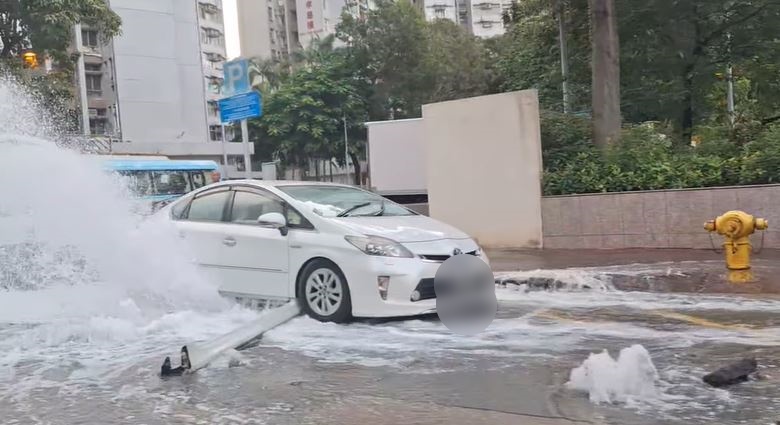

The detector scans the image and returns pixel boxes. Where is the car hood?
[332,215,472,243]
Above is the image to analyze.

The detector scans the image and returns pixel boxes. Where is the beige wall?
[422,90,544,248]
[542,185,780,249]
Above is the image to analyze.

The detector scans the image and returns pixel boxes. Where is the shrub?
[540,110,592,167]
[542,121,744,195]
[739,124,780,184]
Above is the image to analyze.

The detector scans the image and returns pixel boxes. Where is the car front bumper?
[341,253,490,318]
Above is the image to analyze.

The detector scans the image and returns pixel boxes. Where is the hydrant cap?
[704,220,716,232]
[756,218,769,230]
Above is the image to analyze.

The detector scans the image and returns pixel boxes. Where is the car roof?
[218,179,355,189]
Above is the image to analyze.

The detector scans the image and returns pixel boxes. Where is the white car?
[156,180,489,322]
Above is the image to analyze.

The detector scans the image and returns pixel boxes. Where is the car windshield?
[277,185,416,217]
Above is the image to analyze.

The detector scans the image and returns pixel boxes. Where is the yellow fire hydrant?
[704,210,768,283]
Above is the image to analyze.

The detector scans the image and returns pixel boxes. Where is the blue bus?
[103,158,221,211]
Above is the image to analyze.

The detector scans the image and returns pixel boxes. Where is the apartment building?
[237,0,372,60]
[237,0,299,60]
[466,0,508,38]
[73,0,249,159]
[414,0,508,38]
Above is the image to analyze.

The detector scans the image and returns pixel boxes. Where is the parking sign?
[222,59,250,97]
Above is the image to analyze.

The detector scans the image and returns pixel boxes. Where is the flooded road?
[1,79,778,425]
[5,279,779,425]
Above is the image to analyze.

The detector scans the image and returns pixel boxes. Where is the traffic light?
[22,51,38,69]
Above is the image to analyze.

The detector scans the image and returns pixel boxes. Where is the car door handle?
[223,237,237,247]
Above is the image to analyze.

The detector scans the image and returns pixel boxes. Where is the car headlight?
[345,235,414,258]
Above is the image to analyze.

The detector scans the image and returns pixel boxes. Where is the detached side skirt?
[160,301,301,377]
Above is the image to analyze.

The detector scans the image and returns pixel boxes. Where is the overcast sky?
[223,0,241,59]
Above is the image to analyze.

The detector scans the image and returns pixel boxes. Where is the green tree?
[495,0,590,114]
[424,19,498,102]
[337,0,431,119]
[248,47,368,184]
[0,0,121,61]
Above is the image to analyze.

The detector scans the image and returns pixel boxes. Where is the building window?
[207,101,219,117]
[85,63,101,72]
[89,108,108,135]
[208,77,222,94]
[199,3,221,21]
[268,7,274,22]
[201,28,225,47]
[82,30,99,48]
[86,74,101,95]
[209,125,222,141]
[435,8,445,18]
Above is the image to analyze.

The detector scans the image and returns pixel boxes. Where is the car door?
[172,187,234,285]
[221,187,290,299]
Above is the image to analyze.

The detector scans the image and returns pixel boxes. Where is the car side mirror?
[257,212,288,235]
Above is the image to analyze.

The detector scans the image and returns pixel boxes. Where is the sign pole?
[241,119,252,179]
[220,124,229,175]
[220,58,260,181]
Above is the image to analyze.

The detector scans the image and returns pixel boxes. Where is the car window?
[285,208,313,229]
[186,191,231,222]
[170,198,190,220]
[229,189,314,229]
[277,185,416,217]
[230,190,285,224]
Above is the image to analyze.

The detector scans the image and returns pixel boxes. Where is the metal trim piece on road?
[160,301,301,376]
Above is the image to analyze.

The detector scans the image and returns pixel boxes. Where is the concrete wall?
[423,90,544,248]
[542,185,780,249]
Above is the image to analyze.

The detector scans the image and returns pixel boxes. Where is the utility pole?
[557,0,571,114]
[726,32,735,125]
[343,113,350,185]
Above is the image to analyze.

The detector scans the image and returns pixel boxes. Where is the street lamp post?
[343,113,350,185]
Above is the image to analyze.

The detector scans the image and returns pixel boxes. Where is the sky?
[223,0,241,59]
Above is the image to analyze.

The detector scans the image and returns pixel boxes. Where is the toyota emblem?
[452,248,462,256]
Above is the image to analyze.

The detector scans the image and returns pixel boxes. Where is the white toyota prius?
[156,180,489,322]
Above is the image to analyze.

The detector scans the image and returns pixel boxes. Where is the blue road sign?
[222,59,250,97]
[219,91,262,123]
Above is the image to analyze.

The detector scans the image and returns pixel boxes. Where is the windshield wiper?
[373,200,386,216]
[337,202,372,217]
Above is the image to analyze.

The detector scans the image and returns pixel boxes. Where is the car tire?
[298,259,352,323]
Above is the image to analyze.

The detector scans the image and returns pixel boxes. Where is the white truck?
[365,118,429,214]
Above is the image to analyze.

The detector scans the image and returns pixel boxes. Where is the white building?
[75,0,249,160]
[466,0,508,38]
[236,0,299,60]
[237,0,371,61]
[414,0,508,38]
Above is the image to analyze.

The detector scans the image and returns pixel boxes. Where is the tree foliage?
[0,0,121,60]
[248,44,369,181]
[494,0,780,144]
[0,0,121,131]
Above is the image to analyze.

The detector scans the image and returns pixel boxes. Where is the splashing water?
[0,80,256,399]
[566,344,662,405]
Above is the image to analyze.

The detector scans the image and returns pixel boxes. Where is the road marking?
[650,311,755,332]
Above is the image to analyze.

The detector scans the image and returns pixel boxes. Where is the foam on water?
[0,80,256,399]
[566,344,662,405]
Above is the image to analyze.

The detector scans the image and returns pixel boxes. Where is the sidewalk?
[486,248,780,272]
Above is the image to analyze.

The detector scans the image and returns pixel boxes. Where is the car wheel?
[298,260,352,323]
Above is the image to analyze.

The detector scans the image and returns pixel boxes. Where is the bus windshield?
[103,159,221,200]
[117,169,219,197]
